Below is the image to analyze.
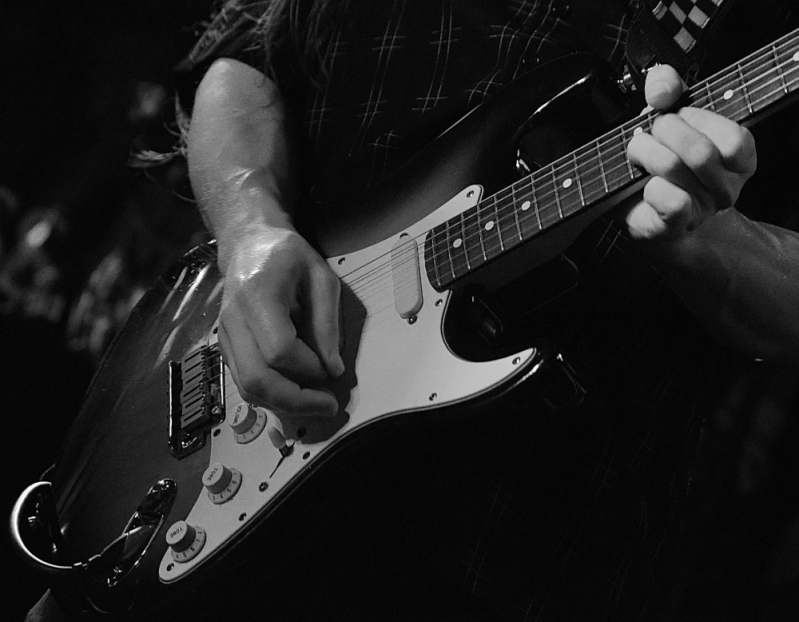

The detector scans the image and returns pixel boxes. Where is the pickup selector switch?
[230,403,266,444]
[202,462,242,504]
[166,520,206,563]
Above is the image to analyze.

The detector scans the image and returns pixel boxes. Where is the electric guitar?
[11,27,799,619]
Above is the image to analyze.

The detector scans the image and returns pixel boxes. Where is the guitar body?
[12,54,624,619]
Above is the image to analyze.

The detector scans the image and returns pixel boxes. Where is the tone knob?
[166,520,206,563]
[202,462,242,504]
[229,403,266,444]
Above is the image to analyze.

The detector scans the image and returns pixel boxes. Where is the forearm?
[647,207,799,361]
[187,58,298,272]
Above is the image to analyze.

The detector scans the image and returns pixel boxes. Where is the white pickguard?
[159,186,537,583]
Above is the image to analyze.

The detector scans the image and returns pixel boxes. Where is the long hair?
[254,0,346,90]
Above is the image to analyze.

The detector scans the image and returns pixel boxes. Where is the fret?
[572,152,586,208]
[478,197,505,262]
[509,182,524,243]
[735,64,754,114]
[551,160,583,218]
[516,175,542,239]
[745,47,784,112]
[704,81,717,112]
[462,207,486,270]
[706,65,750,123]
[496,190,518,252]
[772,44,789,94]
[426,224,449,289]
[578,142,606,206]
[595,139,610,195]
[601,128,634,193]
[445,214,469,280]
[772,37,799,101]
[549,166,564,220]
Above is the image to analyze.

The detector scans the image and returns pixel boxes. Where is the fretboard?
[426,28,799,292]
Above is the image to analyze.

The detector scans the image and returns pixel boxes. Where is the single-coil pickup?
[391,235,423,319]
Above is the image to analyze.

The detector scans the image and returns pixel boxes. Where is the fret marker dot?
[562,178,572,189]
[793,52,799,62]
[723,89,734,100]
[452,238,462,249]
[484,221,495,231]
[521,200,531,211]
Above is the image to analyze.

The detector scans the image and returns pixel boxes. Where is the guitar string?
[420,51,799,284]
[341,55,799,308]
[342,62,799,322]
[337,27,799,295]
[200,33,799,395]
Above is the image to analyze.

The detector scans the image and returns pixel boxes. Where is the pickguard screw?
[338,257,346,265]
[408,315,417,324]
[429,393,438,401]
[259,482,269,492]
[239,513,247,521]
[513,357,521,365]
[435,299,443,307]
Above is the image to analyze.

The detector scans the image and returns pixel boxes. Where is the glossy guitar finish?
[11,33,799,617]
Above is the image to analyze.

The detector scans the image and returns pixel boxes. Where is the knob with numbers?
[229,403,266,444]
[166,520,206,563]
[202,462,242,504]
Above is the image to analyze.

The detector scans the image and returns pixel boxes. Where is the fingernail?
[329,352,345,377]
[648,80,674,109]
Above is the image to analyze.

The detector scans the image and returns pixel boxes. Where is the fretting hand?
[625,64,757,241]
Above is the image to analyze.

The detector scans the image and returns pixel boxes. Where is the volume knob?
[166,520,206,563]
[202,462,242,504]
[229,403,266,443]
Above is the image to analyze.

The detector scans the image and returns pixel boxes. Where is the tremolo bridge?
[168,344,225,459]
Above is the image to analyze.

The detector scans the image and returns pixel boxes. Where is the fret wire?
[475,201,487,262]
[772,43,790,94]
[426,37,799,282]
[510,182,523,242]
[492,193,505,252]
[347,59,799,294]
[459,210,471,271]
[431,226,444,285]
[441,220,458,282]
[735,64,753,114]
[572,152,586,208]
[549,167,564,220]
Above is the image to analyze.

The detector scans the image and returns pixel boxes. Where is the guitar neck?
[427,27,799,291]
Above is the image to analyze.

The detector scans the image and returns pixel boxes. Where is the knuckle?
[661,151,683,178]
[262,334,295,367]
[685,137,716,168]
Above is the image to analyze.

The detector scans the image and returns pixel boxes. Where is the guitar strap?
[624,0,736,86]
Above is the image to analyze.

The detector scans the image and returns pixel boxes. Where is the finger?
[244,296,330,382]
[625,177,694,240]
[221,320,339,416]
[650,113,733,204]
[627,130,704,197]
[645,64,686,110]
[642,175,696,229]
[677,107,757,176]
[304,263,344,377]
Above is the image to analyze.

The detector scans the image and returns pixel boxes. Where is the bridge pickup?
[168,344,225,459]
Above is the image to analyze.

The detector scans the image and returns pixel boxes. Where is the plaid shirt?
[175,2,745,620]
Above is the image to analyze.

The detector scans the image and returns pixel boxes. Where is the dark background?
[0,1,211,618]
[2,1,799,621]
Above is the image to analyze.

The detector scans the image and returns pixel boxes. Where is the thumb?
[645,64,686,111]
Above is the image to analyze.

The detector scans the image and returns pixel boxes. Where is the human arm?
[625,65,799,360]
[187,58,344,416]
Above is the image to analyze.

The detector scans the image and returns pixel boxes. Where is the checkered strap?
[651,0,728,52]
